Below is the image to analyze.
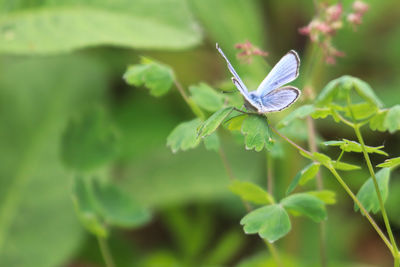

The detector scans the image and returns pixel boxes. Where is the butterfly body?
[217,43,301,114]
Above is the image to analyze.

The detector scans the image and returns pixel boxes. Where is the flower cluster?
[234,40,268,64]
[299,0,369,65]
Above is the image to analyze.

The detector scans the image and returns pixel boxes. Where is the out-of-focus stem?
[97,236,116,267]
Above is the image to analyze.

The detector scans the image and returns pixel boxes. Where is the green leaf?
[229,180,274,205]
[167,119,202,153]
[61,107,119,171]
[227,114,247,131]
[0,0,202,54]
[323,139,388,156]
[124,58,174,97]
[286,163,320,195]
[203,132,220,152]
[189,83,224,112]
[332,161,361,171]
[377,157,400,168]
[281,193,327,222]
[241,115,274,152]
[240,204,291,243]
[354,168,391,214]
[277,105,315,128]
[352,77,383,107]
[345,102,378,120]
[301,151,333,168]
[307,190,336,205]
[91,179,151,228]
[384,105,400,133]
[72,176,108,237]
[369,109,388,132]
[198,107,234,138]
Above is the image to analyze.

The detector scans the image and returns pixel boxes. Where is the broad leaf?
[91,179,151,228]
[167,119,202,153]
[286,163,320,195]
[203,132,220,152]
[124,58,174,97]
[384,105,400,133]
[277,105,315,128]
[355,168,391,214]
[0,0,202,54]
[369,109,388,132]
[227,114,247,131]
[307,190,336,205]
[229,180,274,205]
[281,193,327,222]
[323,139,388,156]
[345,102,378,120]
[61,107,119,171]
[332,161,361,171]
[189,83,224,112]
[377,157,400,168]
[240,204,291,243]
[241,115,273,152]
[198,107,234,138]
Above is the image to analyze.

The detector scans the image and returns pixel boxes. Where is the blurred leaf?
[377,157,400,168]
[72,176,108,238]
[167,119,202,153]
[384,105,400,133]
[203,132,220,152]
[204,229,244,266]
[316,76,382,108]
[237,252,296,267]
[286,163,320,195]
[369,109,388,132]
[345,102,378,120]
[240,204,291,243]
[0,55,107,267]
[332,161,361,171]
[0,0,202,54]
[311,107,341,122]
[124,58,174,97]
[300,151,333,168]
[91,179,151,228]
[61,107,119,171]
[189,83,224,112]
[323,139,388,156]
[229,180,274,205]
[140,250,181,267]
[226,114,247,131]
[241,115,273,152]
[198,107,233,138]
[307,190,336,205]
[355,168,391,214]
[277,105,315,128]
[281,193,327,222]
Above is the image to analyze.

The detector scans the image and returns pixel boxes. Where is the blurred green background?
[0,0,400,266]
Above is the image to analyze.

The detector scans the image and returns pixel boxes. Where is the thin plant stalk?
[97,236,116,267]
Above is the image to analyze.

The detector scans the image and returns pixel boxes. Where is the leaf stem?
[265,240,283,267]
[173,80,205,120]
[97,236,116,267]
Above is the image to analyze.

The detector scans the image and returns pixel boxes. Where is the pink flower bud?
[298,25,311,35]
[326,3,343,21]
[347,13,362,25]
[353,0,369,15]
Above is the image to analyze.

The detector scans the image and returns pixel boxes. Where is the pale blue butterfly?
[216,43,300,113]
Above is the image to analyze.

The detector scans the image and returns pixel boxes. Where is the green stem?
[336,149,345,163]
[271,126,395,254]
[174,80,205,120]
[265,240,283,267]
[346,94,399,259]
[266,151,274,196]
[97,236,116,267]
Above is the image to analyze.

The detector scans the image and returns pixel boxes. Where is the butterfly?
[216,43,301,114]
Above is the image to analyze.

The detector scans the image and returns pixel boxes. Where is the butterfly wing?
[256,50,300,96]
[216,43,259,109]
[259,86,300,113]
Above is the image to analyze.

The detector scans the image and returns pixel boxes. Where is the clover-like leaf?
[91,179,151,228]
[241,115,274,152]
[240,204,291,243]
[203,132,220,152]
[229,180,274,205]
[124,58,174,97]
[61,107,119,171]
[277,105,315,129]
[227,114,247,131]
[345,102,378,120]
[281,193,327,222]
[384,105,400,133]
[307,190,336,205]
[377,157,400,168]
[369,109,388,132]
[286,163,320,195]
[355,168,391,214]
[323,139,388,156]
[332,161,361,171]
[189,83,225,112]
[167,119,202,153]
[198,107,234,138]
[72,176,108,238]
